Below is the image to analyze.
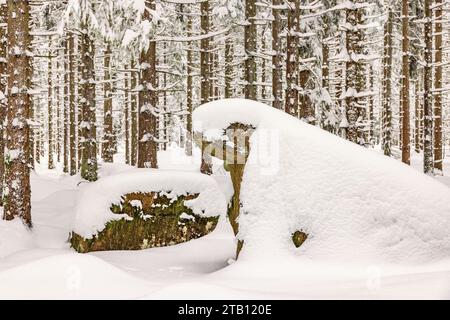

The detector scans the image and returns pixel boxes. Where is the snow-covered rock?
[194,98,450,264]
[73,169,227,239]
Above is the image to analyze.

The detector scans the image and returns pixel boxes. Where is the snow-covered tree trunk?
[138,1,158,169]
[433,0,443,173]
[186,15,193,156]
[272,0,283,109]
[80,21,98,182]
[130,58,137,166]
[47,38,55,169]
[382,7,393,156]
[401,0,410,165]
[285,1,300,117]
[423,0,433,174]
[200,1,210,105]
[69,32,77,176]
[102,44,114,163]
[0,3,6,206]
[63,36,69,173]
[343,3,366,145]
[3,0,32,227]
[244,0,257,100]
[225,30,234,99]
[124,64,130,165]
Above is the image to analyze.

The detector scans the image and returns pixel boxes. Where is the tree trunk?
[125,64,130,164]
[401,0,410,165]
[200,1,210,105]
[0,4,6,206]
[434,0,443,173]
[80,23,97,181]
[272,0,283,109]
[3,0,32,227]
[245,0,257,100]
[130,59,137,166]
[186,15,193,156]
[63,35,69,173]
[382,7,393,156]
[69,32,77,175]
[285,1,300,117]
[138,1,158,169]
[48,38,54,169]
[423,0,433,174]
[102,44,114,163]
[344,3,366,145]
[224,30,233,99]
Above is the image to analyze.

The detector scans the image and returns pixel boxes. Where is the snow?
[0,217,34,259]
[73,169,227,238]
[2,105,450,298]
[193,98,450,264]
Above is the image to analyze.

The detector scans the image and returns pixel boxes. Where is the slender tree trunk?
[0,4,6,206]
[401,0,410,164]
[102,44,114,162]
[3,0,32,227]
[80,23,97,181]
[200,1,210,105]
[69,32,76,175]
[125,64,130,164]
[382,8,393,156]
[272,0,283,109]
[63,35,69,173]
[225,30,234,99]
[285,1,300,116]
[138,1,158,169]
[415,79,421,153]
[344,4,366,145]
[423,0,433,174]
[434,0,443,173]
[130,59,137,166]
[48,38,54,169]
[245,0,257,100]
[186,16,193,156]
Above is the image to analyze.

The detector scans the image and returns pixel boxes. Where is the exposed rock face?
[70,192,219,253]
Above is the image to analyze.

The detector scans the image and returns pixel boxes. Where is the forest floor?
[1,147,450,299]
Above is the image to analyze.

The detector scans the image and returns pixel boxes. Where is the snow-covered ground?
[0,148,449,299]
[2,100,450,299]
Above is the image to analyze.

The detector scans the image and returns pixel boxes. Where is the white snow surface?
[194,98,450,264]
[1,146,450,299]
[73,169,227,238]
[0,217,34,258]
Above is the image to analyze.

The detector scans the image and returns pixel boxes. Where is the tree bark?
[80,23,98,181]
[382,7,393,156]
[102,44,114,162]
[0,4,7,206]
[3,0,32,227]
[272,0,283,109]
[401,0,410,165]
[138,1,158,169]
[285,1,300,117]
[423,0,433,174]
[200,1,210,105]
[245,0,257,100]
[434,0,443,173]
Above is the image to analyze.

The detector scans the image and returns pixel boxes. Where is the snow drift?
[194,98,450,264]
[0,216,34,258]
[73,169,227,238]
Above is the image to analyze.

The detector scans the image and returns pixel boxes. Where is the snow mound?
[194,98,450,264]
[0,218,34,258]
[0,253,151,299]
[74,169,227,238]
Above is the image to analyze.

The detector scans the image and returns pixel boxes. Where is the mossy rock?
[70,192,219,253]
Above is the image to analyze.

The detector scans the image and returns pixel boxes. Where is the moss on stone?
[70,192,219,253]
